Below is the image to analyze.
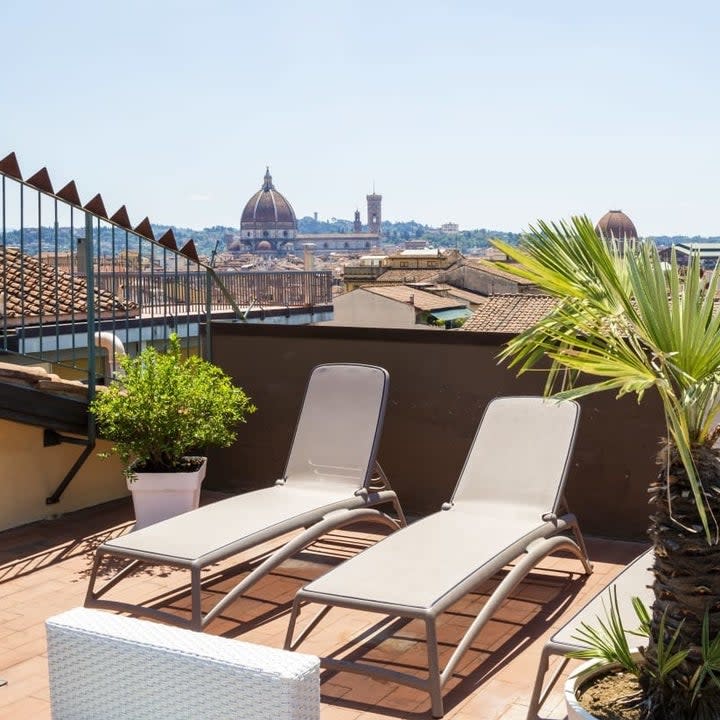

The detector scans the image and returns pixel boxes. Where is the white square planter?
[128,457,207,530]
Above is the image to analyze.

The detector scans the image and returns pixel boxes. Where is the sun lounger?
[85,363,406,631]
[525,547,653,720]
[284,396,593,718]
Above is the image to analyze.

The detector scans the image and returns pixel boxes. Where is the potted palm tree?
[90,334,256,529]
[491,217,720,720]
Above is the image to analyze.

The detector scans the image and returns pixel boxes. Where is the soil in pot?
[577,669,643,720]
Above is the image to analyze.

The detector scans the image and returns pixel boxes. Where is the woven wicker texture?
[46,608,320,720]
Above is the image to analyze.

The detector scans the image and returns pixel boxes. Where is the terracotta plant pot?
[127,457,207,530]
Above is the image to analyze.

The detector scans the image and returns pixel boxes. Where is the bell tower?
[353,209,362,232]
[366,188,382,235]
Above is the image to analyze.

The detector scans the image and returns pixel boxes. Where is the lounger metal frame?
[286,508,590,718]
[525,547,653,720]
[85,363,406,631]
[283,396,593,718]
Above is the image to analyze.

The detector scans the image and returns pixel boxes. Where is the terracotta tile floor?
[0,494,647,720]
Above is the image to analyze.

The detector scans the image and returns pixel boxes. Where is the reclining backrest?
[284,364,390,491]
[451,396,580,516]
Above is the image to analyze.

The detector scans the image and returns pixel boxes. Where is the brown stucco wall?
[205,322,665,541]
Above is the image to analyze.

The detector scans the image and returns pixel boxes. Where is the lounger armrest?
[541,511,558,522]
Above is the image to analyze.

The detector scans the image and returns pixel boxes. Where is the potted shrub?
[492,218,720,719]
[90,334,256,529]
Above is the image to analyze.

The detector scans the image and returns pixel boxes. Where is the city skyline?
[2,1,717,236]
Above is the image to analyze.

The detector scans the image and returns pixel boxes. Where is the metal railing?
[0,152,332,390]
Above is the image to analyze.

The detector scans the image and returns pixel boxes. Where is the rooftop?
[0,246,135,323]
[363,285,467,312]
[374,269,443,284]
[462,260,538,286]
[443,287,488,306]
[0,494,646,719]
[462,295,558,333]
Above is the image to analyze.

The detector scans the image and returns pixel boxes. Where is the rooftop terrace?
[0,493,646,719]
[0,321,666,719]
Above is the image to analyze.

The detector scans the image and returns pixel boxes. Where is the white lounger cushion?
[104,484,357,563]
[300,505,550,611]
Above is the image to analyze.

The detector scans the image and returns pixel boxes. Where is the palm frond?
[492,217,720,542]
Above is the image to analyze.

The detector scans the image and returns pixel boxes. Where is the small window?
[283,231,288,237]
[263,230,269,237]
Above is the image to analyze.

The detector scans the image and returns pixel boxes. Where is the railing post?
[1,175,6,353]
[204,268,213,362]
[84,212,97,408]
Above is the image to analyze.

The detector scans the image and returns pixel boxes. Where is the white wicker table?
[46,607,320,720]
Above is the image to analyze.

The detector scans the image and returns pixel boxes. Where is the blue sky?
[2,1,717,235]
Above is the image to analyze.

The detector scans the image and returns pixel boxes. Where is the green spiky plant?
[90,334,256,479]
[492,217,720,719]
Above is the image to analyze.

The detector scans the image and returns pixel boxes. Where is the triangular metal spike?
[134,217,155,240]
[84,193,109,219]
[179,239,199,263]
[0,152,22,181]
[109,205,132,230]
[26,167,54,194]
[158,228,178,251]
[57,180,82,206]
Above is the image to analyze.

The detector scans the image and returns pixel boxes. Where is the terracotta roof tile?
[375,269,441,284]
[0,246,135,321]
[363,285,466,312]
[0,360,90,398]
[463,259,537,285]
[461,294,557,333]
[444,287,488,305]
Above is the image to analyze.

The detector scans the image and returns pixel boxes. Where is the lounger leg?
[284,598,333,651]
[284,597,302,650]
[425,618,445,718]
[84,551,105,605]
[565,515,593,575]
[84,551,143,605]
[526,645,552,720]
[557,502,592,576]
[190,567,204,631]
[391,496,407,527]
[372,463,407,527]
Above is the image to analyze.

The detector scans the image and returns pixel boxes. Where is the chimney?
[313,211,318,221]
[303,243,316,271]
[76,237,87,275]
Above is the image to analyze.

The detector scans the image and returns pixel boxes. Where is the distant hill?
[296,216,524,254]
[651,235,720,246]
[3,219,720,260]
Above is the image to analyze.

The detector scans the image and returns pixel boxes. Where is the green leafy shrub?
[90,334,256,477]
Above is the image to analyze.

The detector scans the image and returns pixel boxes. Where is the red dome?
[241,168,296,227]
[595,210,638,240]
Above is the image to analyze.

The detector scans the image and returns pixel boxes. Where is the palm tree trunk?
[644,442,720,719]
